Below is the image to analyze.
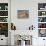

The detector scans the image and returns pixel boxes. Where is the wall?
[11,0,46,30]
[11,0,46,46]
[11,0,38,30]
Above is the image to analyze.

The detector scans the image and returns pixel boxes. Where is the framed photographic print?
[38,23,46,28]
[0,23,8,37]
[17,10,29,19]
[0,17,8,22]
[38,3,46,10]
[38,29,46,37]
[0,11,8,16]
[38,17,46,22]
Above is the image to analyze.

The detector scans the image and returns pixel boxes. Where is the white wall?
[11,0,38,30]
[11,0,46,30]
[11,0,46,46]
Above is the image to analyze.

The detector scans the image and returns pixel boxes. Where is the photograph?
[0,3,8,10]
[38,11,46,16]
[0,11,8,16]
[17,10,29,19]
[38,17,46,22]
[38,3,46,10]
[0,23,8,37]
[38,23,46,28]
[38,29,46,37]
[0,17,8,22]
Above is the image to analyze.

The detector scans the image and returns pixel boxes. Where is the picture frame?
[38,29,46,37]
[17,10,29,19]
